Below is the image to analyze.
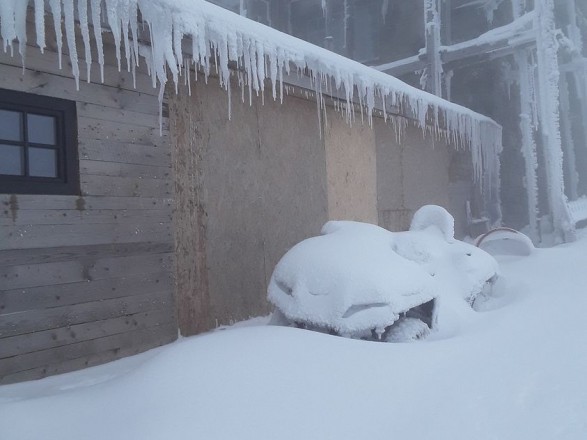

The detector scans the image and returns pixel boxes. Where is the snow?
[424,0,442,95]
[440,10,535,54]
[267,220,438,339]
[0,0,501,181]
[476,228,535,256]
[2,230,587,440]
[535,0,576,242]
[268,207,498,339]
[568,196,587,224]
[409,204,455,243]
[515,49,540,242]
[393,225,498,306]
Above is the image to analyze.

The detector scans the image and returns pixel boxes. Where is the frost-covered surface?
[515,49,540,241]
[424,0,442,95]
[267,221,437,338]
[409,204,455,243]
[476,228,535,256]
[441,10,535,54]
[534,0,576,242]
[0,0,501,179]
[394,223,498,306]
[2,230,587,440]
[568,197,587,224]
[268,206,498,338]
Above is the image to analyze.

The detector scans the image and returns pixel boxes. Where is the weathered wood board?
[0,19,177,384]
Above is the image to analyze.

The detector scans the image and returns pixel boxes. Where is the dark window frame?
[0,88,79,195]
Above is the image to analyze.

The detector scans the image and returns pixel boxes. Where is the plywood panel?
[324,112,378,224]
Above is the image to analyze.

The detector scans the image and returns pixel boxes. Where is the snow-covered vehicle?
[268,205,500,341]
[394,205,500,309]
[268,221,438,341]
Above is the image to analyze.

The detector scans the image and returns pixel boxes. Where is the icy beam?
[424,0,442,96]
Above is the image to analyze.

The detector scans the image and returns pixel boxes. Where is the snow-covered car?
[268,221,438,341]
[268,205,499,341]
[394,205,500,309]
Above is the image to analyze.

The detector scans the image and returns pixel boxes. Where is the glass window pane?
[0,110,23,141]
[28,114,56,145]
[29,147,57,178]
[0,144,23,175]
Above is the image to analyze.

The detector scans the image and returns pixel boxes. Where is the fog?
[208,0,587,243]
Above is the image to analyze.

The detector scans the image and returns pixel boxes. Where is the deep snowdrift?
[1,232,587,440]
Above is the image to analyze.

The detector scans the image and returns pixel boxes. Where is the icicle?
[14,0,28,65]
[186,58,191,96]
[34,0,46,53]
[158,83,165,134]
[0,0,16,54]
[48,0,63,69]
[227,70,232,120]
[381,0,389,22]
[78,0,93,82]
[511,0,525,19]
[119,0,132,72]
[131,49,136,88]
[315,76,323,138]
[0,0,503,201]
[172,21,183,77]
[129,1,139,68]
[104,0,123,71]
[482,0,501,24]
[63,0,80,89]
[90,0,105,82]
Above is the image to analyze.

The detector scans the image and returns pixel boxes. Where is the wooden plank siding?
[0,18,177,384]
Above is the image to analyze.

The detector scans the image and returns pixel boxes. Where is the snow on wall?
[0,0,502,181]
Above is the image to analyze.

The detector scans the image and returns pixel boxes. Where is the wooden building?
[0,0,501,383]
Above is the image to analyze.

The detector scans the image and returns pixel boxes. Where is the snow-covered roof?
[0,0,501,180]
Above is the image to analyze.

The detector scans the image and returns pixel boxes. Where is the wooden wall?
[169,73,467,336]
[0,24,177,384]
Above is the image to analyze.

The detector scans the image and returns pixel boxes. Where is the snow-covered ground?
[1,231,587,440]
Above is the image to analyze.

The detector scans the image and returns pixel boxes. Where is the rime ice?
[0,0,501,184]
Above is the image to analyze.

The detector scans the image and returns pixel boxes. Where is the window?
[0,89,79,195]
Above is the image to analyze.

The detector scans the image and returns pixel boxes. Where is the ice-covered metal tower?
[377,0,587,244]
